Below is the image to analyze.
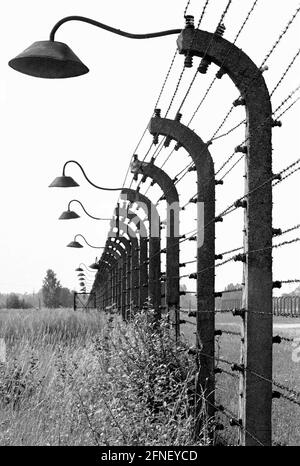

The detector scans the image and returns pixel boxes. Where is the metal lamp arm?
[78,262,97,272]
[50,15,181,42]
[74,234,104,249]
[63,160,123,191]
[68,199,111,220]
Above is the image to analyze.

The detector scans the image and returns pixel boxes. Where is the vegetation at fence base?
[0,308,209,446]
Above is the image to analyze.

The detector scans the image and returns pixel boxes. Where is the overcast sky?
[0,0,299,296]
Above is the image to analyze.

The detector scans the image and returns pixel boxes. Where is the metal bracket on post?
[177,26,273,445]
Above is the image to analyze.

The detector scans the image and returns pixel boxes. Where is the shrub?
[0,308,208,445]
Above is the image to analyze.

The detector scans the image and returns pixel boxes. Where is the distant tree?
[224,283,241,291]
[42,269,62,308]
[59,287,74,308]
[6,293,21,309]
[19,298,31,309]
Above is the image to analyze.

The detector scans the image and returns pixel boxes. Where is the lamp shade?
[8,41,89,79]
[75,267,84,272]
[59,210,80,220]
[89,262,99,270]
[67,240,83,248]
[49,176,79,188]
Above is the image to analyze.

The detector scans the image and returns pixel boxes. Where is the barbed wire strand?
[176,0,234,116]
[271,47,300,96]
[164,0,211,118]
[209,4,300,140]
[187,0,260,127]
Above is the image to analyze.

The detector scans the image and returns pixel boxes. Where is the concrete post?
[107,239,128,312]
[121,189,161,317]
[117,224,139,315]
[177,26,273,445]
[119,209,149,308]
[131,158,180,338]
[149,115,215,424]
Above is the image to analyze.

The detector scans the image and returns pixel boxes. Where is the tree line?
[0,269,74,309]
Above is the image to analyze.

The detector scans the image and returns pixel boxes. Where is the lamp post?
[79,274,94,284]
[8,16,181,79]
[59,200,111,221]
[88,258,101,270]
[50,161,121,237]
[75,262,98,272]
[67,234,104,249]
[8,14,178,315]
[49,160,124,191]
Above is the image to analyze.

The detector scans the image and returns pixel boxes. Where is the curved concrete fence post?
[111,235,131,320]
[100,250,121,310]
[121,188,161,317]
[109,223,139,319]
[105,249,121,307]
[174,26,273,445]
[149,114,215,424]
[119,209,149,309]
[107,239,127,312]
[131,157,180,338]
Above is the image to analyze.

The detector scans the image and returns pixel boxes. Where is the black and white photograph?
[0,0,300,455]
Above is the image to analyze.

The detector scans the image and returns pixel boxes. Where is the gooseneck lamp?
[59,199,111,220]
[75,262,97,272]
[49,160,123,191]
[67,234,104,249]
[8,16,181,79]
[89,258,100,270]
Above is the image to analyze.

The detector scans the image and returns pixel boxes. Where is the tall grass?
[0,308,207,446]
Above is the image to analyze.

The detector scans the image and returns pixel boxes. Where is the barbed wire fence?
[91,0,300,446]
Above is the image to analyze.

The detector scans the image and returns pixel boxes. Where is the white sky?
[0,0,299,295]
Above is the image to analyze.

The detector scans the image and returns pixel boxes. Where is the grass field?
[1,307,298,445]
[0,308,202,446]
[181,312,300,445]
[0,308,105,445]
